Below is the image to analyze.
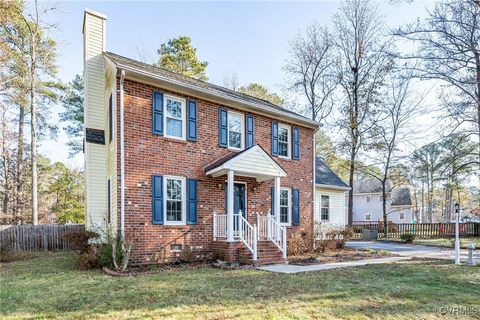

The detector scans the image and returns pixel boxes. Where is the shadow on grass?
[1,252,479,319]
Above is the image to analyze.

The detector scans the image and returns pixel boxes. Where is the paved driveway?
[345,240,472,260]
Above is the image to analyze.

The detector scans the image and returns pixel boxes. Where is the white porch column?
[274,176,281,239]
[227,170,235,242]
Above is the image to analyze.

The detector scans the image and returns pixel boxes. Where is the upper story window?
[365,213,371,221]
[165,176,186,225]
[227,111,244,150]
[366,195,371,203]
[400,212,405,220]
[321,195,329,221]
[164,95,186,139]
[280,188,291,225]
[278,124,291,158]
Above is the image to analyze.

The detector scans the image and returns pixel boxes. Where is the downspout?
[312,130,316,246]
[120,70,125,238]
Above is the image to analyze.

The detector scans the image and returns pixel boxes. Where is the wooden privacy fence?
[0,224,85,251]
[349,222,480,239]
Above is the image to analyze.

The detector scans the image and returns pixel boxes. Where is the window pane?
[279,141,288,157]
[279,127,288,142]
[280,207,288,223]
[167,179,182,200]
[167,118,182,137]
[280,190,288,206]
[321,195,329,208]
[228,114,241,133]
[166,99,182,119]
[167,200,182,222]
[229,131,241,148]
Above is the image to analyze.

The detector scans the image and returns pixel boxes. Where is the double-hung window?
[321,195,329,221]
[280,188,291,225]
[164,95,186,139]
[227,111,244,150]
[164,176,186,225]
[278,124,290,158]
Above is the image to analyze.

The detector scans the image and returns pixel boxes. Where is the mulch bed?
[289,248,396,266]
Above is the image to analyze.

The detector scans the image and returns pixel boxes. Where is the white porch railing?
[236,213,257,261]
[213,212,227,240]
[213,211,287,261]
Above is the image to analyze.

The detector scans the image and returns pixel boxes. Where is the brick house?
[83,9,319,265]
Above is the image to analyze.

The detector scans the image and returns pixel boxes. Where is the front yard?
[381,237,480,249]
[1,252,480,319]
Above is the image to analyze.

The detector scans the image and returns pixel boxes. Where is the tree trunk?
[1,107,9,216]
[15,105,24,222]
[30,35,38,225]
[382,181,388,238]
[347,145,356,225]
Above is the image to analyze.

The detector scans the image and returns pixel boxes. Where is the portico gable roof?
[204,145,287,182]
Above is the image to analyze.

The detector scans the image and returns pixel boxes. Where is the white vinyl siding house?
[314,158,349,229]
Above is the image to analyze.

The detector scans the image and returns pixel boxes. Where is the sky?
[38,0,438,168]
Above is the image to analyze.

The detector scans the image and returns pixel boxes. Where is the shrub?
[400,233,415,244]
[0,238,15,262]
[289,231,313,256]
[63,230,100,254]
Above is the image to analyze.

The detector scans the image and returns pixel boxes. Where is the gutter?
[120,70,126,238]
[315,183,351,191]
[109,60,319,129]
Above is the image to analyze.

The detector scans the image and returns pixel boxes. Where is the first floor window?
[321,195,329,221]
[165,176,185,224]
[164,95,186,139]
[278,124,290,158]
[280,188,291,225]
[228,111,244,149]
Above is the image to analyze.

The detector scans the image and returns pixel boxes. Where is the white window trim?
[163,175,186,225]
[278,124,291,159]
[163,94,187,140]
[320,194,330,221]
[279,187,291,226]
[227,110,245,151]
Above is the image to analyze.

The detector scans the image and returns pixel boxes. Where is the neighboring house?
[82,10,319,265]
[314,158,349,230]
[352,179,414,224]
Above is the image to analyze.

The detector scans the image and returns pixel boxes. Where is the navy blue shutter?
[246,115,254,148]
[152,92,164,135]
[187,100,197,141]
[292,127,300,160]
[292,188,300,226]
[187,179,198,224]
[271,187,275,216]
[219,108,228,148]
[271,122,279,156]
[152,175,164,225]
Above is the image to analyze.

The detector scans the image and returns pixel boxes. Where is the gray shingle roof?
[353,179,412,206]
[104,52,315,124]
[315,157,348,188]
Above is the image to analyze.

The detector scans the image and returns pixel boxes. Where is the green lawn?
[381,237,480,248]
[1,252,480,319]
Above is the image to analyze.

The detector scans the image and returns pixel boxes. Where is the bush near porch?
[2,252,479,319]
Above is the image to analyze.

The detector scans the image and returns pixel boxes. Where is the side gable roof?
[315,157,349,189]
[104,52,319,128]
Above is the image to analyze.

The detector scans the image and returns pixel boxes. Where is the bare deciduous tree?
[394,0,480,169]
[334,0,393,224]
[284,22,336,124]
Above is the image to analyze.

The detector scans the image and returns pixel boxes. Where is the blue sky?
[40,0,434,167]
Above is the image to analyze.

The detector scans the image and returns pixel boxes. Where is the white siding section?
[84,11,108,230]
[315,187,346,228]
[352,194,414,224]
[230,148,282,177]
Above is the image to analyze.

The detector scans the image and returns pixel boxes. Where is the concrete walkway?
[258,256,411,274]
[345,240,471,260]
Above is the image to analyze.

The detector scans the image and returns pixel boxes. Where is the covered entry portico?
[205,145,288,263]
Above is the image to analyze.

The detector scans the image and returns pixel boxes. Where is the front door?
[233,183,246,217]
